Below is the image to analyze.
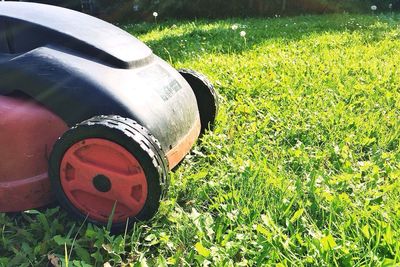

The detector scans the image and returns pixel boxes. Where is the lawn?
[1,13,400,266]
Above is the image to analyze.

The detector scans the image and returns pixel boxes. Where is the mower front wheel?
[179,69,219,136]
[49,115,169,230]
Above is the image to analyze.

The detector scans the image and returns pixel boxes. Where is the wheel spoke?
[62,152,146,211]
[106,188,143,214]
[67,152,140,175]
[62,171,100,198]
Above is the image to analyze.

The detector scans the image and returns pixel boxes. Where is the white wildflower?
[240,31,246,37]
[231,24,238,30]
[153,11,158,17]
[371,5,377,11]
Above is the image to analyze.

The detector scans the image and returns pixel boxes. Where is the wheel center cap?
[92,174,112,192]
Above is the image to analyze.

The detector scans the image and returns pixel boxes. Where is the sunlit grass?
[1,13,400,266]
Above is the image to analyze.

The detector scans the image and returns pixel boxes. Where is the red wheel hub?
[60,138,147,223]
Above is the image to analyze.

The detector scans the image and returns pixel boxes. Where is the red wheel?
[60,138,148,223]
[49,115,169,229]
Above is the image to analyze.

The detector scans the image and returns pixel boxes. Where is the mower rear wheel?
[179,69,219,135]
[49,115,169,230]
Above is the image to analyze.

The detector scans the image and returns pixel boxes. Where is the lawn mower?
[0,2,218,229]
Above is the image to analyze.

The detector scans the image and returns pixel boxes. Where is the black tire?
[178,69,219,135]
[48,115,169,231]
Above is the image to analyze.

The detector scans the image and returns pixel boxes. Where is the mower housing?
[0,2,215,221]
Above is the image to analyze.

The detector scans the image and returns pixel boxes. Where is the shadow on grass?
[125,14,397,63]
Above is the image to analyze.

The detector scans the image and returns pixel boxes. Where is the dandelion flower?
[389,3,393,9]
[153,12,158,17]
[231,24,238,30]
[371,5,377,11]
[240,31,247,47]
[132,4,139,11]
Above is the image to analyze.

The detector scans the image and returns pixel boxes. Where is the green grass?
[1,13,400,266]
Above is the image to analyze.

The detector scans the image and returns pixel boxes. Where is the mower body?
[0,3,201,213]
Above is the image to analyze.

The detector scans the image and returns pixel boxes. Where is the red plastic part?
[0,95,68,212]
[166,115,200,169]
[60,138,148,223]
